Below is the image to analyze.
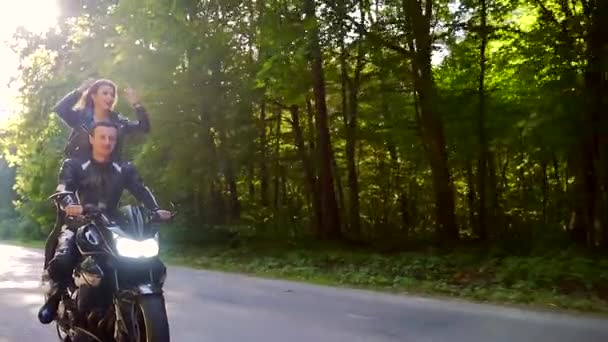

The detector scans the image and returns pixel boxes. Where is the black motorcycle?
[47,192,175,342]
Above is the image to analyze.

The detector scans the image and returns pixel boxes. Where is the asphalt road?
[1,243,608,342]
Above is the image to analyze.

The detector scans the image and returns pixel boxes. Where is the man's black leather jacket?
[44,157,160,267]
[55,158,160,217]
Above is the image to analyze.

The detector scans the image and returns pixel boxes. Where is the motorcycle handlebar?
[54,192,178,223]
[67,204,175,223]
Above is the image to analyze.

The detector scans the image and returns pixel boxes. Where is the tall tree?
[404,0,458,241]
[304,0,342,239]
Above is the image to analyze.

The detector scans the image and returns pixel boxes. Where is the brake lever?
[150,211,165,223]
[169,201,179,220]
[150,211,177,224]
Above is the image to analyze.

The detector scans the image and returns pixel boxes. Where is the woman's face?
[91,84,115,112]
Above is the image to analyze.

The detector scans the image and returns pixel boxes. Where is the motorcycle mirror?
[169,202,179,218]
[48,190,74,201]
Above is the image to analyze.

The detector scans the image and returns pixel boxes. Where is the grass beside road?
[4,239,44,249]
[161,240,608,315]
[6,238,608,315]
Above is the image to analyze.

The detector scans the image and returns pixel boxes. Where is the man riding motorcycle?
[42,78,155,313]
[38,120,172,326]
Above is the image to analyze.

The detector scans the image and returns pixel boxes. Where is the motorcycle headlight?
[113,234,159,258]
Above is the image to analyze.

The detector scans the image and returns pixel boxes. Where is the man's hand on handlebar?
[154,209,173,221]
[65,204,83,217]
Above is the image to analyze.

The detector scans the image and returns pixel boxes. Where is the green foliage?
[0,217,43,240]
[163,240,608,313]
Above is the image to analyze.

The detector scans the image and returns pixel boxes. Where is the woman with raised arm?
[52,78,151,161]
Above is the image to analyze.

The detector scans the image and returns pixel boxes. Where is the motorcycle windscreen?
[116,205,148,239]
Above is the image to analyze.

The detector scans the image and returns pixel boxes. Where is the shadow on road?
[0,245,55,341]
[0,245,45,312]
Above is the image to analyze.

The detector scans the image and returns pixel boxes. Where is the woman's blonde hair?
[73,79,119,112]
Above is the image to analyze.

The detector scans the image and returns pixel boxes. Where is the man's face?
[89,125,118,158]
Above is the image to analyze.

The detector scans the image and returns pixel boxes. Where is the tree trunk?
[487,150,499,231]
[405,0,458,242]
[209,180,225,225]
[273,107,282,209]
[541,159,548,224]
[289,105,323,235]
[466,160,477,235]
[260,101,270,206]
[570,2,608,248]
[216,128,240,221]
[388,143,409,236]
[476,0,489,241]
[281,165,288,206]
[569,156,590,245]
[338,2,364,239]
[247,162,255,201]
[552,154,561,186]
[304,0,342,240]
[306,98,316,155]
[194,185,202,224]
[589,3,608,248]
[399,193,410,237]
[331,148,345,219]
[224,157,240,221]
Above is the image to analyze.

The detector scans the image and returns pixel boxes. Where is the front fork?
[113,267,132,341]
[112,260,167,341]
[113,285,164,341]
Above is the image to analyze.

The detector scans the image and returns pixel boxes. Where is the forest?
[1,0,607,312]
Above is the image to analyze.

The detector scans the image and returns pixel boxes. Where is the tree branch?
[533,0,562,27]
[581,0,592,20]
[356,24,414,58]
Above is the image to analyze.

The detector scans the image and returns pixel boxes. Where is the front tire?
[136,295,170,342]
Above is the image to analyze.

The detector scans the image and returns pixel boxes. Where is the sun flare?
[0,1,60,123]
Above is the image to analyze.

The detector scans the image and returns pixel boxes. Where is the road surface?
[1,243,608,341]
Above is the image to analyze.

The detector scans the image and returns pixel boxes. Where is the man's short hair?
[89,121,119,136]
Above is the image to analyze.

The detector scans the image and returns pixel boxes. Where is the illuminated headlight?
[114,235,159,258]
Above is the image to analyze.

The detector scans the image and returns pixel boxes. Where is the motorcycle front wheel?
[131,295,170,342]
